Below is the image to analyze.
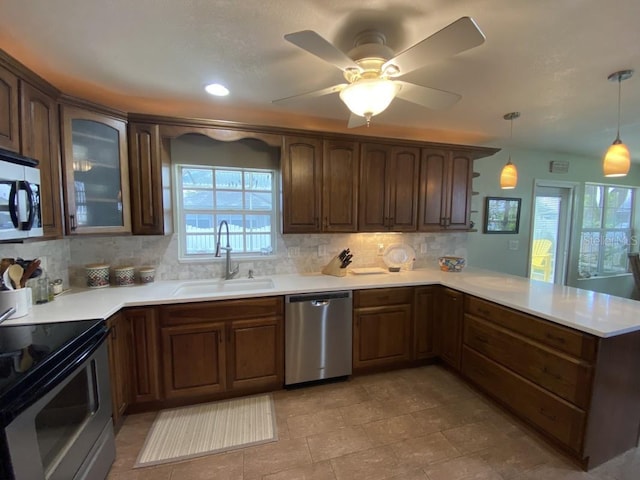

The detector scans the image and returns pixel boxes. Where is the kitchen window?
[176,165,276,259]
[578,183,635,278]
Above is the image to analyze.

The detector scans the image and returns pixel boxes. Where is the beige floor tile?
[287,407,346,438]
[107,464,173,480]
[363,413,429,446]
[589,447,640,480]
[441,421,511,455]
[390,432,460,468]
[476,435,549,479]
[243,437,312,479]
[169,451,244,480]
[339,399,402,425]
[423,455,504,480]
[306,425,373,462]
[263,460,337,480]
[509,462,602,480]
[329,446,413,480]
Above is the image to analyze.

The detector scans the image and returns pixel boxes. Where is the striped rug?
[135,394,277,467]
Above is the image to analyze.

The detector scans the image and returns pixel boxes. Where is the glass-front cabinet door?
[60,105,130,234]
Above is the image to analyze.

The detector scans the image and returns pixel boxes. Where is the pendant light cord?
[616,76,622,141]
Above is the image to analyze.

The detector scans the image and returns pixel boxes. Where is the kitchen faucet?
[215,220,239,280]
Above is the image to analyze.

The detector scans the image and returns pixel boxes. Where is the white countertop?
[4,267,640,338]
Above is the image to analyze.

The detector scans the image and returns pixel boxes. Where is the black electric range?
[0,319,108,425]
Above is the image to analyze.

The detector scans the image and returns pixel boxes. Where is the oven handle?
[21,180,36,231]
[8,181,19,228]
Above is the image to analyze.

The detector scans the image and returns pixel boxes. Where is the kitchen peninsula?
[6,266,640,470]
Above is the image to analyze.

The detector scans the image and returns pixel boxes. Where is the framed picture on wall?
[483,197,521,234]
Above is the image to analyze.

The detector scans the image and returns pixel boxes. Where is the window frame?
[578,183,635,278]
[175,163,278,261]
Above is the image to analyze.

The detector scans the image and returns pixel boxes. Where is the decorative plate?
[382,243,416,269]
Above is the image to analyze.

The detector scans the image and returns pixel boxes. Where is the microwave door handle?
[21,180,36,230]
[8,181,19,228]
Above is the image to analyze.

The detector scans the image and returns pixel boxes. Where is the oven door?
[3,341,114,480]
[0,162,27,241]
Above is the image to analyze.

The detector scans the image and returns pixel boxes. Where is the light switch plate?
[377,244,385,255]
[509,240,519,250]
[420,243,428,254]
[287,247,300,257]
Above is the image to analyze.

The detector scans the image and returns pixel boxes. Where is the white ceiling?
[2,0,640,159]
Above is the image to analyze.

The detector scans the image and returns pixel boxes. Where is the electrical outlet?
[377,243,385,255]
[420,243,428,254]
[509,240,519,250]
[287,247,300,257]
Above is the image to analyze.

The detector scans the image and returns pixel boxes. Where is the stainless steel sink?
[173,278,275,296]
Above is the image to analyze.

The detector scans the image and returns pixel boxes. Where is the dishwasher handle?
[311,300,329,307]
[286,290,351,303]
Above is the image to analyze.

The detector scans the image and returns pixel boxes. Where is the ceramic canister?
[86,264,110,288]
[0,288,33,319]
[113,266,135,286]
[138,267,156,284]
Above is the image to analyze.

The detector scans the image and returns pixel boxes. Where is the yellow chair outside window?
[531,239,553,282]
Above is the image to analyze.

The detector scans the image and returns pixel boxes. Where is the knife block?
[321,256,347,277]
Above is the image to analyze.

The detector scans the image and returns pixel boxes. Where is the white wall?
[468,147,640,298]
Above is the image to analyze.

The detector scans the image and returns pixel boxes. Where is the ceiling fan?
[274,17,485,127]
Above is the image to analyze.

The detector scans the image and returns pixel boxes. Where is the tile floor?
[107,365,639,480]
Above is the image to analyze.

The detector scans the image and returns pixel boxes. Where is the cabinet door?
[414,286,438,360]
[418,149,448,231]
[389,146,419,231]
[107,312,131,427]
[322,140,359,232]
[228,317,283,391]
[446,152,473,230]
[162,322,227,399]
[60,105,130,234]
[359,143,392,231]
[128,123,165,235]
[353,304,412,369]
[20,81,63,237]
[438,288,464,370]
[125,307,162,404]
[0,65,19,151]
[282,136,322,233]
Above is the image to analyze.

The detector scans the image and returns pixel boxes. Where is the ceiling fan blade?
[272,84,347,104]
[284,30,361,71]
[383,17,485,76]
[347,113,367,128]
[395,81,461,110]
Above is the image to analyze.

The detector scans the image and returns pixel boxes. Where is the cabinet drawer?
[462,346,585,454]
[161,297,283,326]
[464,315,593,408]
[354,287,413,308]
[465,296,597,361]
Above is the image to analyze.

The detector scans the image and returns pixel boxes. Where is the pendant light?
[603,70,633,177]
[500,112,520,189]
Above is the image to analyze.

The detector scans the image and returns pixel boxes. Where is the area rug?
[135,394,277,467]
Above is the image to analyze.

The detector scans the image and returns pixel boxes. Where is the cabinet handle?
[111,324,117,340]
[323,217,328,229]
[440,217,445,226]
[69,214,77,231]
[542,366,562,381]
[475,335,489,344]
[538,407,557,422]
[477,307,491,317]
[315,217,319,228]
[545,333,566,344]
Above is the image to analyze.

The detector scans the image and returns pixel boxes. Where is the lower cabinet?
[106,312,130,428]
[125,307,162,405]
[353,287,413,370]
[437,287,464,370]
[414,285,439,360]
[160,297,284,402]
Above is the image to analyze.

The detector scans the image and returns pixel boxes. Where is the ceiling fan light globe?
[339,78,400,118]
[603,141,630,177]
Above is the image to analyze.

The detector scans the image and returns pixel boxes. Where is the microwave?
[0,148,43,241]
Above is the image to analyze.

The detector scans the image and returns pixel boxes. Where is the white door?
[529,183,575,284]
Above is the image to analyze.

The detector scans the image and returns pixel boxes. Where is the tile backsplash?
[3,232,469,288]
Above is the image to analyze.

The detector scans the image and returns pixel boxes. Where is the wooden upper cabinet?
[322,140,359,232]
[0,65,19,151]
[282,136,322,233]
[359,143,419,231]
[20,81,63,237]
[60,105,130,235]
[128,123,165,235]
[419,149,474,231]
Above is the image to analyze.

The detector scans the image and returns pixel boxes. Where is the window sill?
[178,254,277,264]
[576,272,632,281]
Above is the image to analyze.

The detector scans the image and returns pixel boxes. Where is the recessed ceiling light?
[205,83,230,96]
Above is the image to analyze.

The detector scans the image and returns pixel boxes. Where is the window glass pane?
[215,191,243,209]
[185,213,215,232]
[245,192,272,210]
[604,187,632,228]
[182,168,213,187]
[579,231,601,277]
[602,231,630,273]
[244,171,272,191]
[183,189,213,209]
[582,185,602,228]
[185,234,215,255]
[215,170,242,189]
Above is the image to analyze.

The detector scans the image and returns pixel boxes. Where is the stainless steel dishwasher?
[285,291,352,386]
